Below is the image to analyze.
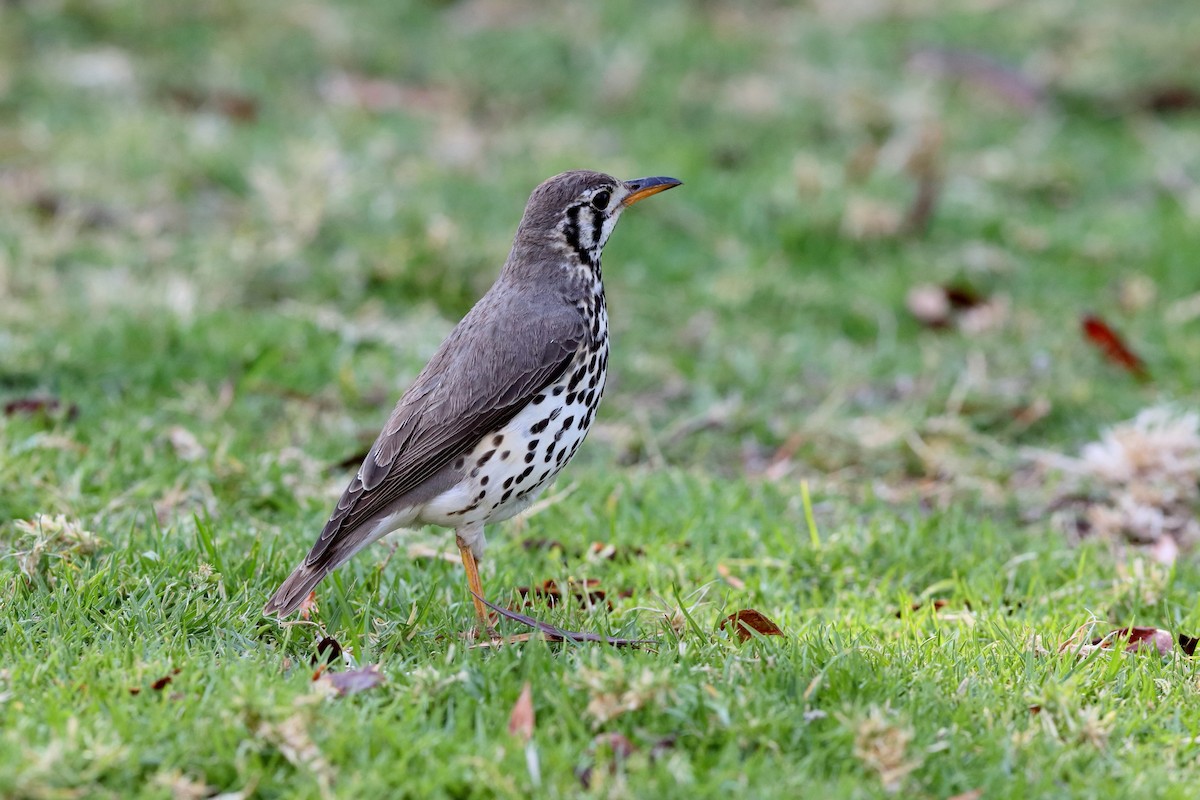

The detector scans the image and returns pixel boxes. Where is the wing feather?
[303,291,585,568]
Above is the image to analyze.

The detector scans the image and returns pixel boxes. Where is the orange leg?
[456,536,494,636]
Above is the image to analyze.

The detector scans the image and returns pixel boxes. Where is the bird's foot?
[470,591,656,648]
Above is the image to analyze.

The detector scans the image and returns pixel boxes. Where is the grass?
[3,0,1200,796]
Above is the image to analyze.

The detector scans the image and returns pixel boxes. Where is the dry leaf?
[1090,626,1175,656]
[1081,314,1149,380]
[720,609,784,643]
[316,665,385,696]
[507,682,535,742]
[3,396,79,419]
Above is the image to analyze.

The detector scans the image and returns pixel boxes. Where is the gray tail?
[263,562,331,617]
[263,525,386,617]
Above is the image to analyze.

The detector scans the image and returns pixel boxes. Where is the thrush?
[264,170,681,632]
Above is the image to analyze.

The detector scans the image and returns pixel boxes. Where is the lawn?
[3,0,1200,797]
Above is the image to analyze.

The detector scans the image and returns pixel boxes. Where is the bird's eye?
[591,190,611,211]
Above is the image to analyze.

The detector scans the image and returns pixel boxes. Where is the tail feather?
[264,521,393,617]
[263,562,330,617]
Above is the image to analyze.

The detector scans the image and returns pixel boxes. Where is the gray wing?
[303,296,585,567]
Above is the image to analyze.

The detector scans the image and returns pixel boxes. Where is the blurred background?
[2,0,1199,528]
[6,4,1200,794]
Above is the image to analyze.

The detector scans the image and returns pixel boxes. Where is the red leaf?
[1081,315,1149,380]
[720,609,785,643]
[507,682,535,742]
[1091,626,1174,656]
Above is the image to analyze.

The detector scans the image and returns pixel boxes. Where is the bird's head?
[511,170,681,270]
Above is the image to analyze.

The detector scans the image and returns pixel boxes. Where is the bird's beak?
[621,176,683,207]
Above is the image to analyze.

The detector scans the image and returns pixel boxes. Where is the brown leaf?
[1081,315,1149,380]
[507,682,535,742]
[1178,634,1199,656]
[1090,626,1175,656]
[317,665,385,696]
[311,636,341,666]
[3,396,79,420]
[151,675,172,691]
[720,609,784,643]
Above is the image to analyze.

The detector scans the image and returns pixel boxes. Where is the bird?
[264,170,681,634]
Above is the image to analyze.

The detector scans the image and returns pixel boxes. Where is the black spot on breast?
[477,450,495,467]
[527,439,539,451]
[568,368,586,391]
[552,385,565,396]
[539,470,550,482]
[470,467,480,478]
[565,392,577,405]
[493,435,504,446]
[454,457,466,470]
[476,490,486,501]
[517,465,535,483]
[561,416,575,431]
[524,452,535,463]
[501,488,513,503]
[556,450,567,464]
[549,407,562,421]
[531,394,545,405]
[530,418,549,434]
[584,390,595,407]
[480,475,489,486]
[501,450,511,460]
[503,476,514,489]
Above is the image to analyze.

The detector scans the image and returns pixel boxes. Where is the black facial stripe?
[589,207,604,246]
[564,205,582,253]
[563,202,598,267]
